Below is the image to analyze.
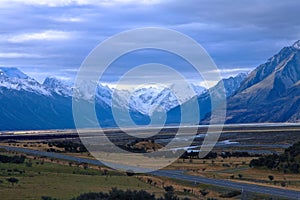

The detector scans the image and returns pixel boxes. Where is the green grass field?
[0,158,163,200]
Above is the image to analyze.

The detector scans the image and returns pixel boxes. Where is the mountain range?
[1,41,300,130]
[0,67,208,130]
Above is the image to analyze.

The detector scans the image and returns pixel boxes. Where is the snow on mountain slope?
[0,67,207,117]
[72,80,128,109]
[293,40,300,50]
[129,87,168,115]
[0,67,51,96]
[128,84,206,116]
[191,84,207,96]
[43,77,73,96]
[96,83,113,106]
[0,67,28,79]
[72,80,207,116]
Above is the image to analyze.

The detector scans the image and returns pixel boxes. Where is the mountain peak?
[292,40,300,50]
[0,67,52,96]
[43,76,72,96]
[235,72,248,79]
[43,76,64,86]
[0,67,28,79]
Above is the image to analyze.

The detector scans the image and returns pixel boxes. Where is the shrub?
[220,190,241,198]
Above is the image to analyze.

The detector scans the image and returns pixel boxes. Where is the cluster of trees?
[0,177,20,186]
[180,151,218,159]
[250,141,300,173]
[6,177,19,186]
[0,154,26,164]
[48,141,87,153]
[180,151,200,159]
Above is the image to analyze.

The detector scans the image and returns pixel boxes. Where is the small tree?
[125,170,135,176]
[83,163,88,170]
[41,196,58,200]
[163,186,178,200]
[164,185,174,193]
[199,189,209,197]
[6,177,19,186]
[268,175,274,182]
[238,174,243,179]
[26,161,32,167]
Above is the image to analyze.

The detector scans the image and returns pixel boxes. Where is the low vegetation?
[43,186,192,200]
[47,141,87,153]
[70,188,157,200]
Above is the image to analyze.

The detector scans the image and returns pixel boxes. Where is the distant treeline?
[250,141,300,173]
[181,151,258,159]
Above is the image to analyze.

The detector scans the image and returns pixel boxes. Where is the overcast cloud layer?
[0,0,300,85]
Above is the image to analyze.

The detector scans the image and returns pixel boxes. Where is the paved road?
[1,145,300,199]
[150,170,300,199]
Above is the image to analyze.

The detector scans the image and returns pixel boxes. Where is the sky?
[1,0,300,87]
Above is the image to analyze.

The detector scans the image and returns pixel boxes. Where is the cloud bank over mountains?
[1,0,300,84]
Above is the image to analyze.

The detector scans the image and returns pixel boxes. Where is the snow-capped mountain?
[0,67,51,96]
[192,84,207,96]
[4,69,204,117]
[43,77,73,97]
[128,84,206,116]
[0,68,74,130]
[0,67,28,79]
[96,83,114,106]
[73,81,207,116]
[128,87,174,115]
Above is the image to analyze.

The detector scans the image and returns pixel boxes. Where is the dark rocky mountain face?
[236,46,297,93]
[225,41,300,123]
[0,89,75,130]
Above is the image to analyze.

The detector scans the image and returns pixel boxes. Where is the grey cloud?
[0,0,299,83]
